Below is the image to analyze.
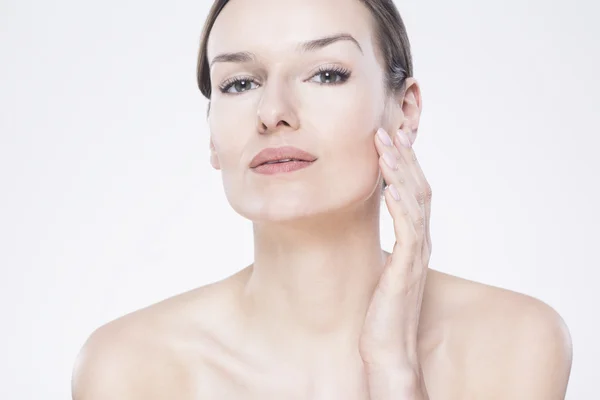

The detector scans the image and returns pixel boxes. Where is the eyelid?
[218,63,352,94]
[307,64,352,82]
[218,75,261,94]
[307,62,346,75]
[220,62,348,84]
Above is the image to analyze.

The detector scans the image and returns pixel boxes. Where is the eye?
[309,66,351,85]
[219,77,260,94]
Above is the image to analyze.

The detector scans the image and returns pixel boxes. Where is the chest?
[180,321,464,399]
[188,354,372,399]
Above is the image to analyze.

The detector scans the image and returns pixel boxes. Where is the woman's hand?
[359,127,432,399]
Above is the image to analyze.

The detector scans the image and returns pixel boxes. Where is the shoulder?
[430,271,573,399]
[71,277,238,399]
[71,309,191,399]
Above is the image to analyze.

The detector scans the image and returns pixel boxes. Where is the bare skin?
[72,0,572,398]
[72,264,571,399]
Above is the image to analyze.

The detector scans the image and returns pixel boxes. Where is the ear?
[209,138,221,170]
[396,77,422,145]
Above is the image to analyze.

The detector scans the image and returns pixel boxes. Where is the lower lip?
[252,160,315,175]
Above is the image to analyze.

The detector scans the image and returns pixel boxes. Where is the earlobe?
[209,139,221,170]
[210,154,221,170]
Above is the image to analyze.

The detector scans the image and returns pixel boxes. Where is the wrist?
[365,365,428,400]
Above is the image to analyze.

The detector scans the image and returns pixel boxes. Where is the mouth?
[249,146,318,168]
[259,158,306,165]
[251,159,315,175]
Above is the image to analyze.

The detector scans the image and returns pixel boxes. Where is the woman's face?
[207,0,402,222]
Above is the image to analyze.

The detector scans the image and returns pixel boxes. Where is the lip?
[249,146,318,168]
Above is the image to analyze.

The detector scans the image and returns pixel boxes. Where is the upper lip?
[250,146,318,168]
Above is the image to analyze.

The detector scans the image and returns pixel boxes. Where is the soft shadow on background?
[0,0,598,398]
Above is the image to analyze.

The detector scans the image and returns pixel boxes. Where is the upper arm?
[505,299,572,399]
[469,296,573,399]
[71,321,189,400]
[71,324,142,400]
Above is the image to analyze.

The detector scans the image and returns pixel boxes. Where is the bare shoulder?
[71,273,245,399]
[426,270,573,399]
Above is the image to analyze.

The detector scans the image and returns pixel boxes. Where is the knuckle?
[415,216,425,228]
[425,184,433,200]
[416,191,426,205]
[415,184,432,205]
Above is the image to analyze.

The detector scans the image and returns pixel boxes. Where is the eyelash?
[218,65,352,94]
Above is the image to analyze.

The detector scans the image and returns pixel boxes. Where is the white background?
[1,0,598,398]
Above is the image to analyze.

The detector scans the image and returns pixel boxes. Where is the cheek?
[302,83,384,167]
[289,89,383,204]
[208,99,256,168]
[301,74,384,133]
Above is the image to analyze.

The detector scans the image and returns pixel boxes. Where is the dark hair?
[196,0,413,99]
[196,0,414,193]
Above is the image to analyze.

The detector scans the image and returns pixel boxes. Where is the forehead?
[207,0,375,58]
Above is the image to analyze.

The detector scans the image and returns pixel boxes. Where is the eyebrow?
[209,33,363,68]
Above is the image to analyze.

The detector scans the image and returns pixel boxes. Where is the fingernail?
[383,152,398,170]
[377,128,393,147]
[388,184,400,201]
[396,129,412,148]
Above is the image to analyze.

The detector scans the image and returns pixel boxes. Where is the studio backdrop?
[0,0,598,398]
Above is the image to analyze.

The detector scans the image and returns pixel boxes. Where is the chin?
[226,179,381,223]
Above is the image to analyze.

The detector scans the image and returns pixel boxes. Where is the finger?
[374,127,402,164]
[393,129,432,212]
[381,184,420,290]
[375,128,422,229]
[384,184,427,345]
[376,128,427,239]
[379,174,422,262]
[389,131,429,324]
[375,128,426,280]
[393,129,432,266]
[378,154,423,235]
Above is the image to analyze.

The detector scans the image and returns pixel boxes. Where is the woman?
[72,0,573,398]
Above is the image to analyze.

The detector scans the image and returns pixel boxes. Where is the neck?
[240,193,389,356]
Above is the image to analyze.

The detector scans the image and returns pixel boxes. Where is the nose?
[256,81,299,134]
